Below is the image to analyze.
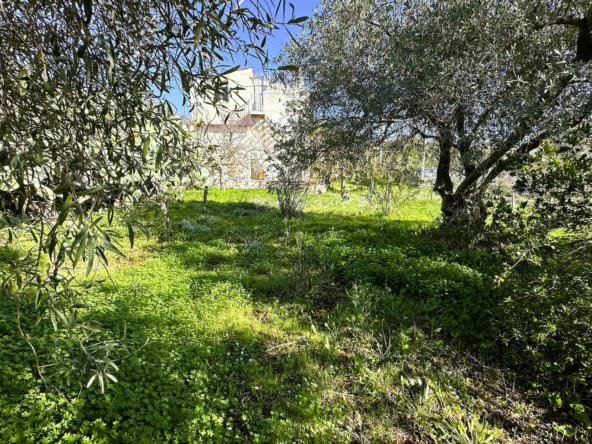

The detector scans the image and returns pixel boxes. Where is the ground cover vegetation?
[272,1,592,436]
[0,186,591,443]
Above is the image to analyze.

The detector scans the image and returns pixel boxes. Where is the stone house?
[190,68,297,189]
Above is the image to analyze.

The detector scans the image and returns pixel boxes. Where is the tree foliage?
[280,0,592,222]
[0,0,305,391]
[357,139,423,215]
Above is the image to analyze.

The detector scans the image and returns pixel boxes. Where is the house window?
[250,160,264,180]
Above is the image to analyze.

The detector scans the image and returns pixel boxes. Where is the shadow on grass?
[0,283,335,442]
[1,192,568,443]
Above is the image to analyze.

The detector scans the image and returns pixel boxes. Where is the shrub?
[269,165,309,218]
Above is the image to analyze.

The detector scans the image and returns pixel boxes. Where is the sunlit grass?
[0,187,573,443]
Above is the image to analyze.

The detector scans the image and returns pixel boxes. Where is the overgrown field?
[0,188,588,443]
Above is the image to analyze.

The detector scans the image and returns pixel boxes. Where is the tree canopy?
[281,0,592,221]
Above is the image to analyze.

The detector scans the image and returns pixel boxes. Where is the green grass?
[0,188,583,443]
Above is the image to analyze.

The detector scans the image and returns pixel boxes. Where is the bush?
[422,134,592,430]
[269,166,309,218]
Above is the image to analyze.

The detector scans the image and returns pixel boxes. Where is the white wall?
[190,68,299,189]
[191,68,294,125]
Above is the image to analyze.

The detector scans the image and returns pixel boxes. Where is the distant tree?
[0,0,306,392]
[200,123,262,190]
[358,139,422,215]
[280,0,592,223]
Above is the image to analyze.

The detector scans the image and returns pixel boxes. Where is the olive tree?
[358,139,422,215]
[280,0,592,222]
[0,0,305,391]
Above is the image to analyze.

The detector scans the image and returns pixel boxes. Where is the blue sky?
[166,0,321,116]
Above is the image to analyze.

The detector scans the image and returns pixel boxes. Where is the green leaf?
[101,237,125,257]
[139,224,151,241]
[574,411,591,424]
[58,195,74,225]
[15,270,22,289]
[86,236,95,277]
[77,322,102,332]
[87,374,96,389]
[155,145,163,169]
[557,425,576,436]
[107,49,115,68]
[287,16,308,24]
[34,141,44,166]
[142,137,150,162]
[50,309,58,331]
[83,0,92,23]
[72,228,88,267]
[43,82,54,97]
[127,221,134,249]
[105,373,118,383]
[80,186,104,196]
[278,65,299,71]
[52,307,69,329]
[549,393,562,408]
[220,65,240,76]
[194,21,204,47]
